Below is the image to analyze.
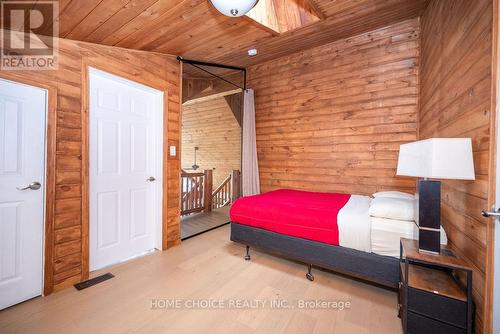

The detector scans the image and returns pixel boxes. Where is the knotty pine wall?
[0,38,181,293]
[248,18,420,195]
[182,97,241,188]
[420,0,494,332]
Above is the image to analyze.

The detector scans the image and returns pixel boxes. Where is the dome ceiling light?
[209,0,259,17]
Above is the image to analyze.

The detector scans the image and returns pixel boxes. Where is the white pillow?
[372,191,415,200]
[369,197,415,221]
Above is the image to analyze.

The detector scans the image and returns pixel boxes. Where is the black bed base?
[230,223,400,289]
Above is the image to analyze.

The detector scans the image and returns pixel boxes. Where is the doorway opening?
[179,59,245,239]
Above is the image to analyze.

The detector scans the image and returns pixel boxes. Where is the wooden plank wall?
[419,0,494,333]
[248,18,420,195]
[0,38,181,293]
[182,96,241,188]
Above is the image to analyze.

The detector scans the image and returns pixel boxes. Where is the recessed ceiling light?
[248,48,258,56]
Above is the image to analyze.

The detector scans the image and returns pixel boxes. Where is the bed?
[229,189,420,289]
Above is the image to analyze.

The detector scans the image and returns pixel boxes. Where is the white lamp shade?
[209,0,259,17]
[397,138,475,180]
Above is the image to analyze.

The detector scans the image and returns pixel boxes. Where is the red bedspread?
[230,189,351,245]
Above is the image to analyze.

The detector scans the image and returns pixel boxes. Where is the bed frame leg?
[306,264,314,281]
[244,245,251,261]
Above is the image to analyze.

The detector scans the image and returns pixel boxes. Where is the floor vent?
[74,273,114,291]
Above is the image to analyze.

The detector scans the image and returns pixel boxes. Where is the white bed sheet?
[337,195,372,252]
[337,195,449,257]
[371,217,418,257]
[371,217,448,257]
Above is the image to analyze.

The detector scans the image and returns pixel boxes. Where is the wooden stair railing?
[212,170,241,210]
[181,171,206,216]
[212,175,231,209]
[181,169,240,217]
[181,170,203,203]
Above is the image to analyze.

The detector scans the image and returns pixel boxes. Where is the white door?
[89,68,163,271]
[0,79,46,309]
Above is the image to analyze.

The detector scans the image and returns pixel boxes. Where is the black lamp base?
[416,179,441,254]
[419,228,441,254]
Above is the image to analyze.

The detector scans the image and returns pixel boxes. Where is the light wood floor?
[0,225,402,334]
[181,206,230,239]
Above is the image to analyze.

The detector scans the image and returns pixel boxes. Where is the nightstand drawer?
[400,239,473,334]
[408,287,467,328]
[407,311,466,334]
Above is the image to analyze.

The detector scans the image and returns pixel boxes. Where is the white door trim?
[0,78,48,306]
[88,67,164,270]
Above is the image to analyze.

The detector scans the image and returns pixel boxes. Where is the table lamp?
[397,138,475,254]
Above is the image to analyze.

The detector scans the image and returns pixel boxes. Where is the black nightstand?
[399,238,474,334]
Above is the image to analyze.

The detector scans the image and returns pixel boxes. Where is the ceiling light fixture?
[209,0,259,17]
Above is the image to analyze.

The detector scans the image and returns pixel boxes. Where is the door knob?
[482,209,500,218]
[17,181,41,191]
[146,177,156,182]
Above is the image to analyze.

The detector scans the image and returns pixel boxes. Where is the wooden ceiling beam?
[182,72,244,104]
[183,88,242,106]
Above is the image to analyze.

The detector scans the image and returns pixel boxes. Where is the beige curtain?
[242,89,260,196]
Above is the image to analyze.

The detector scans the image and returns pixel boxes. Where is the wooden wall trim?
[165,60,183,250]
[486,0,500,332]
[0,73,58,296]
[80,61,90,282]
[44,85,57,296]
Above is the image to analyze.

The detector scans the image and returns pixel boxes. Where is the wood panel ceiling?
[55,0,428,67]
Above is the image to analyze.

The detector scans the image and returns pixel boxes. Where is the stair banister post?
[204,169,213,212]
